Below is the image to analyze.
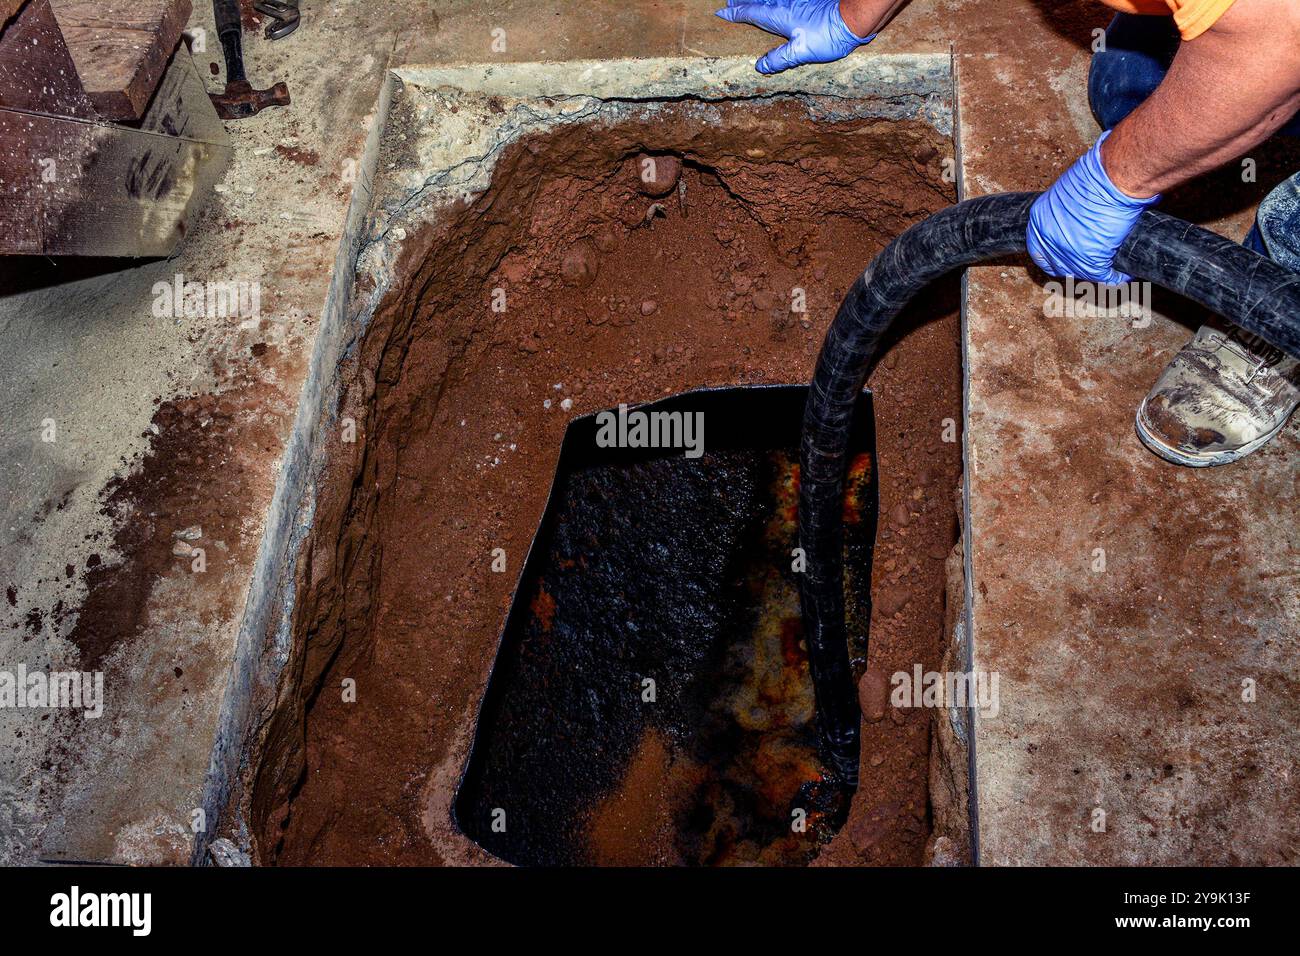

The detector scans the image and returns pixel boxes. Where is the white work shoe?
[1135,325,1300,467]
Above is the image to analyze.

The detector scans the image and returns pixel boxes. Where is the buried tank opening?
[248,96,965,866]
[454,384,881,867]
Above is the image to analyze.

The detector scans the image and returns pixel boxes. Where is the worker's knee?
[1087,14,1179,130]
[1253,172,1300,269]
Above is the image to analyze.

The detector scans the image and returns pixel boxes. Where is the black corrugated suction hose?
[800,190,1300,787]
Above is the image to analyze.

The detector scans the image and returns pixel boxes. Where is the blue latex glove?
[715,0,876,75]
[1026,130,1161,285]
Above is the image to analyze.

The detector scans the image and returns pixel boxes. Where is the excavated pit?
[248,97,964,866]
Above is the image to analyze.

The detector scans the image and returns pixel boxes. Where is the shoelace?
[1226,328,1286,367]
[1223,328,1292,384]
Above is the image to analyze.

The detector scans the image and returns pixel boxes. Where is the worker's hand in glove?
[1026,130,1161,285]
[715,1,876,75]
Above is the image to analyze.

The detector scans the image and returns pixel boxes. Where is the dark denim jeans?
[1088,13,1300,270]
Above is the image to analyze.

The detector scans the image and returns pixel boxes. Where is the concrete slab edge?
[189,68,399,866]
[951,48,982,867]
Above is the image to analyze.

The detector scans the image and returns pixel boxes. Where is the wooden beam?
[0,0,94,118]
[49,0,192,121]
[0,47,230,256]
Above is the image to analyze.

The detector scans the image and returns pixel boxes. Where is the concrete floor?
[957,47,1300,866]
[0,0,1295,865]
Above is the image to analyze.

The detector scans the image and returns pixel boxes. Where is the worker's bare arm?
[1102,0,1300,198]
[839,0,912,38]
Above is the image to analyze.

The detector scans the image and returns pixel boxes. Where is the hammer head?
[210,79,291,120]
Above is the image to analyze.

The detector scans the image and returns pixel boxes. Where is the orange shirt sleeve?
[1098,0,1238,39]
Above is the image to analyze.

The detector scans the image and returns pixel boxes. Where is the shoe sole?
[1135,397,1289,468]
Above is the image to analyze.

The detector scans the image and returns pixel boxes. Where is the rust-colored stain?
[778,615,807,669]
[843,452,874,525]
[778,451,873,526]
[1143,392,1226,453]
[529,586,556,631]
[275,144,321,167]
[777,461,799,526]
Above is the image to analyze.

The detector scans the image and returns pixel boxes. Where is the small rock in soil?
[849,803,901,852]
[500,257,529,284]
[561,239,600,288]
[592,224,621,253]
[634,153,682,198]
[875,581,910,618]
[859,667,890,722]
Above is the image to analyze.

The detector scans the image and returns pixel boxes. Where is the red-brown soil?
[249,98,964,866]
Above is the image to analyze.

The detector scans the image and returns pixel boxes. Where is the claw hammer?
[209,0,291,119]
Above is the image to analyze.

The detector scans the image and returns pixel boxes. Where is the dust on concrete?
[0,0,424,865]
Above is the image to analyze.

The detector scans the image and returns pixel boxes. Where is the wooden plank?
[0,0,94,118]
[0,47,230,256]
[49,0,192,121]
